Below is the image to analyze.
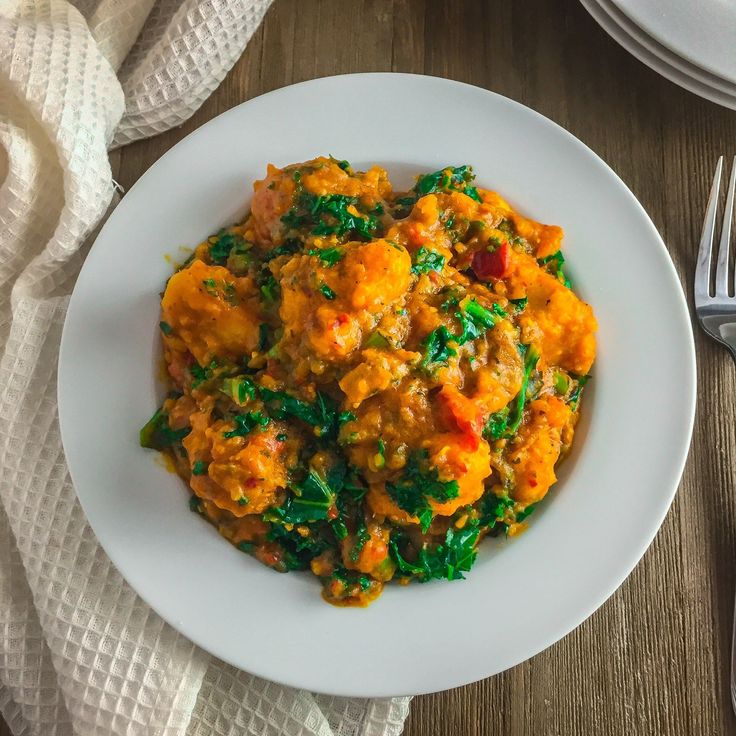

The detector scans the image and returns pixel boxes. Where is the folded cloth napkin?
[0,2,411,734]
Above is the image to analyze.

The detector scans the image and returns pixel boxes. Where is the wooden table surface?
[4,0,736,734]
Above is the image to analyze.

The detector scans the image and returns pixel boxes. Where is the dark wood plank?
[5,1,736,734]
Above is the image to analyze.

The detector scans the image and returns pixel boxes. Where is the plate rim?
[58,72,697,697]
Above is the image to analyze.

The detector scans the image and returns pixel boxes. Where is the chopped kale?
[259,272,280,303]
[343,472,368,501]
[278,470,336,524]
[227,240,253,274]
[327,568,374,595]
[515,503,537,523]
[484,406,510,440]
[326,456,348,494]
[375,438,386,469]
[506,345,540,436]
[260,387,337,437]
[159,321,173,336]
[440,290,461,312]
[478,493,514,529]
[390,525,480,581]
[209,230,248,265]
[280,207,306,230]
[388,539,424,576]
[191,460,208,476]
[319,283,336,300]
[220,376,257,405]
[411,247,445,275]
[482,345,540,440]
[258,324,270,352]
[392,195,417,218]
[506,345,539,436]
[568,374,590,410]
[421,326,457,370]
[421,300,504,370]
[330,517,348,540]
[391,166,481,217]
[264,240,301,261]
[282,191,379,241]
[539,250,571,288]
[433,526,480,579]
[190,359,218,388]
[464,186,481,202]
[267,522,330,570]
[312,195,377,239]
[308,246,344,265]
[455,299,506,345]
[222,411,270,438]
[386,451,459,532]
[510,297,528,312]
[414,165,480,200]
[350,520,371,562]
[139,408,190,449]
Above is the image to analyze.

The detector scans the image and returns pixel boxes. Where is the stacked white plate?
[580,0,736,110]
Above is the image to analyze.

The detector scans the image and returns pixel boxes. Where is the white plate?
[581,0,736,112]
[595,0,736,94]
[58,73,696,697]
[611,0,736,84]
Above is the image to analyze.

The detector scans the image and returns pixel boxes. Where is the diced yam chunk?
[339,349,416,408]
[184,411,288,516]
[509,252,597,375]
[508,396,572,504]
[161,259,260,364]
[342,239,411,311]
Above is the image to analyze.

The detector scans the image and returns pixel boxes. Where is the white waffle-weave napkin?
[0,2,412,734]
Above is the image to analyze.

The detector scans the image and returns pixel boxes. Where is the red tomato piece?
[437,385,484,449]
[472,242,511,280]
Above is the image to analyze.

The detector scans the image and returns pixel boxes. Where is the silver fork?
[694,155,736,713]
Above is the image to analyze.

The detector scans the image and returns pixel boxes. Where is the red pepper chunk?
[407,223,427,247]
[437,385,484,450]
[472,242,511,280]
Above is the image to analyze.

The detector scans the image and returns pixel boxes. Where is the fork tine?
[695,156,724,302]
[715,157,736,297]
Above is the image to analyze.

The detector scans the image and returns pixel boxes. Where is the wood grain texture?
[4,1,736,734]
